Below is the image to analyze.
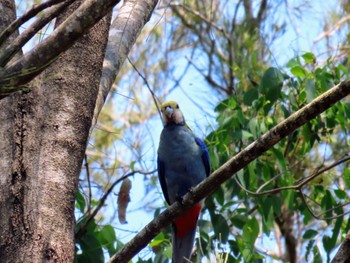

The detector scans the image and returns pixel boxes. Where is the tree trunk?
[0,1,111,261]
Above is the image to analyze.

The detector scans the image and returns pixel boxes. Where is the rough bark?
[332,231,350,263]
[275,205,297,263]
[110,78,350,263]
[0,0,19,258]
[0,1,111,262]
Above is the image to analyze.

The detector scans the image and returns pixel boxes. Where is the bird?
[157,101,210,263]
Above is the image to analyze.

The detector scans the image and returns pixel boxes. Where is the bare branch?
[234,155,350,196]
[299,191,350,221]
[127,57,163,125]
[0,0,69,46]
[0,0,74,67]
[169,3,227,36]
[256,0,268,25]
[0,0,121,94]
[91,0,159,133]
[109,79,350,262]
[314,15,350,43]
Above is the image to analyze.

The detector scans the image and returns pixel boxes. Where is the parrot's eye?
[176,104,179,109]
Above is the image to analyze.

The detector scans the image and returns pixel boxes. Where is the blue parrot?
[157,101,210,263]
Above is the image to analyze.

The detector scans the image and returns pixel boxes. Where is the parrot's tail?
[172,204,201,263]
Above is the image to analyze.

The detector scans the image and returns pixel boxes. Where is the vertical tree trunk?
[0,1,111,261]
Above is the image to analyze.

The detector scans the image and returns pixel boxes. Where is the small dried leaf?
[117,178,132,224]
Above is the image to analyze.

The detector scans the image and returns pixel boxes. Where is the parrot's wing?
[157,157,171,205]
[195,137,211,177]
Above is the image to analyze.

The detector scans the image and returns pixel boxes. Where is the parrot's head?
[160,101,185,126]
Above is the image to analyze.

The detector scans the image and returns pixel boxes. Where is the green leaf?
[270,147,287,174]
[334,189,347,199]
[211,213,230,243]
[213,186,225,206]
[303,229,318,239]
[243,87,259,106]
[302,52,316,64]
[291,65,307,78]
[163,245,172,258]
[149,232,166,247]
[236,170,245,188]
[76,190,86,213]
[241,217,259,262]
[231,214,248,229]
[286,58,300,68]
[78,233,104,263]
[313,245,322,263]
[242,130,253,140]
[97,225,117,256]
[215,96,238,112]
[321,190,334,223]
[259,197,274,234]
[331,217,343,250]
[130,160,136,171]
[344,103,350,119]
[323,235,332,254]
[305,78,316,103]
[242,217,259,248]
[260,67,284,104]
[344,167,350,189]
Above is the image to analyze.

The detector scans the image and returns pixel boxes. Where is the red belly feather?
[174,203,202,238]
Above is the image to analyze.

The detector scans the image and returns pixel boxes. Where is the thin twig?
[299,191,350,221]
[237,155,350,196]
[0,0,69,46]
[127,57,163,125]
[84,155,92,214]
[185,55,227,93]
[296,155,350,186]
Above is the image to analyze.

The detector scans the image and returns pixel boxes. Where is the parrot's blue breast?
[157,124,209,205]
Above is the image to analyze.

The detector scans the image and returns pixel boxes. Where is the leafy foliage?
[75,190,122,263]
[196,53,350,262]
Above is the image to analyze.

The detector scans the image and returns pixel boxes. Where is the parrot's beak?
[164,106,174,119]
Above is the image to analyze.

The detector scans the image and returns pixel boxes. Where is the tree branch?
[109,79,350,262]
[0,0,68,46]
[0,0,74,67]
[0,0,121,95]
[91,0,159,133]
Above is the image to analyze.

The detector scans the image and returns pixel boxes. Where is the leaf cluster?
[189,53,350,262]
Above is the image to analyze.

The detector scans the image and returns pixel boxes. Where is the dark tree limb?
[109,78,350,263]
